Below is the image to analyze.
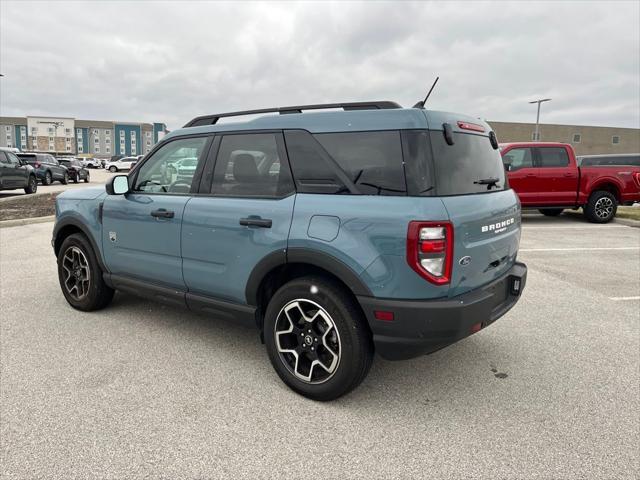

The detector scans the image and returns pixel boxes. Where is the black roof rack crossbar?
[183,101,401,128]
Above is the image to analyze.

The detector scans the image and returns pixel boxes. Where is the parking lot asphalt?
[1,214,638,479]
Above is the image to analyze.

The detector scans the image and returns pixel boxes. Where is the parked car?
[53,101,527,400]
[17,152,69,185]
[501,142,640,223]
[81,158,103,169]
[0,149,38,194]
[58,158,90,183]
[577,153,640,167]
[104,156,137,172]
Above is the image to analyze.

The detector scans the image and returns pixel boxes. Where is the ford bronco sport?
[53,101,527,400]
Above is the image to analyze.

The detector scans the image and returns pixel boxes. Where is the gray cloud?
[1,1,638,130]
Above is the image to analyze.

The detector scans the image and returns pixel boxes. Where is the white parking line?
[519,247,639,252]
[609,296,640,301]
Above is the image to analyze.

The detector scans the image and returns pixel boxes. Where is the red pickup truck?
[500,142,640,223]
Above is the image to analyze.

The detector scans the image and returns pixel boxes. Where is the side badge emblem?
[459,256,471,266]
[109,231,117,243]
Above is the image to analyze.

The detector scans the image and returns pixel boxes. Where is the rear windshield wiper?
[473,177,501,190]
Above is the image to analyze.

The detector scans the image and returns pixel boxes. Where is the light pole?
[529,98,551,140]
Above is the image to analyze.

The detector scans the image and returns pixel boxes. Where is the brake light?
[633,172,640,189]
[407,221,453,285]
[457,121,485,133]
[35,162,41,168]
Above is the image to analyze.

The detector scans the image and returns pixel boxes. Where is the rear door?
[181,132,295,304]
[102,135,210,289]
[534,146,578,205]
[427,123,521,297]
[0,152,16,187]
[502,146,537,205]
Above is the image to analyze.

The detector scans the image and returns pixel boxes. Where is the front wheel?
[584,191,617,223]
[84,172,90,183]
[57,233,114,311]
[109,166,117,173]
[539,208,564,217]
[43,171,52,185]
[263,277,373,401]
[61,172,69,185]
[24,175,38,194]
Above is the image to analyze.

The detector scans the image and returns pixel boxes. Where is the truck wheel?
[24,175,38,194]
[43,171,52,185]
[584,191,617,223]
[57,233,114,311]
[263,276,373,401]
[539,208,564,217]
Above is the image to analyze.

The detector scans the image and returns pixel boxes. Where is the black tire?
[57,233,114,311]
[73,174,78,183]
[61,172,69,185]
[43,171,52,185]
[584,190,617,223]
[24,175,37,194]
[263,276,373,401]
[109,166,117,173]
[539,208,564,217]
[84,172,90,183]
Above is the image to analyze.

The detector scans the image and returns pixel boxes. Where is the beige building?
[488,121,640,155]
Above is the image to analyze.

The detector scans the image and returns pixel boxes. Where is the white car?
[105,157,137,172]
[81,158,103,169]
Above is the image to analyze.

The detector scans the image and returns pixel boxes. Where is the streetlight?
[529,98,551,140]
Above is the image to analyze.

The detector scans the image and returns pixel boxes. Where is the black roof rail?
[183,101,402,128]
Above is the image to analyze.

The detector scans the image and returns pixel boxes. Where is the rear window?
[429,131,506,195]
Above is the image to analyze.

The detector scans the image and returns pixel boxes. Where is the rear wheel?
[43,171,52,185]
[263,277,373,401]
[584,191,617,223]
[109,166,117,173]
[24,175,37,194]
[57,233,114,311]
[539,208,564,217]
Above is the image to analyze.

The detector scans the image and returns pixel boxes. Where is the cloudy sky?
[1,1,638,131]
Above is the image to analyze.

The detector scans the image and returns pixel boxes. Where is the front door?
[102,135,210,289]
[182,132,295,304]
[503,146,537,205]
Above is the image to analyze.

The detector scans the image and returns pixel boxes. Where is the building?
[489,121,640,155]
[0,115,168,158]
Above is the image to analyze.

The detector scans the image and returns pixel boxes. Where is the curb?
[0,215,55,229]
[614,217,640,228]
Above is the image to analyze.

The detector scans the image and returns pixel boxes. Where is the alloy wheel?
[61,246,91,301]
[594,197,614,219]
[274,299,341,384]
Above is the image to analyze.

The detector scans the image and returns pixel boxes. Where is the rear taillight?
[407,221,453,285]
[35,162,41,168]
[633,172,640,189]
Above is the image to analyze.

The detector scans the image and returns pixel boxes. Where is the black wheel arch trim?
[52,217,109,273]
[245,247,373,306]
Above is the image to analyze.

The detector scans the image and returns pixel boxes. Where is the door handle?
[150,208,175,219]
[525,173,536,177]
[239,217,272,228]
[563,173,574,177]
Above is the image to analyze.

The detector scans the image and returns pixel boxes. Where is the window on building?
[77,129,82,137]
[66,145,71,152]
[49,136,54,142]
[146,140,151,146]
[48,127,54,134]
[131,146,136,155]
[612,135,620,145]
[66,137,71,144]
[78,146,84,153]
[5,134,11,141]
[7,143,12,148]
[20,134,26,141]
[65,128,71,135]
[94,137,99,144]
[93,129,99,135]
[32,141,38,148]
[146,131,151,138]
[120,130,125,138]
[31,127,38,135]
[531,132,541,141]
[105,138,111,144]
[95,146,100,153]
[106,146,111,153]
[105,130,111,136]
[572,134,581,143]
[5,126,11,132]
[48,144,55,152]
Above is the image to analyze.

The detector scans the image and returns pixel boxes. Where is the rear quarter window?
[430,130,506,195]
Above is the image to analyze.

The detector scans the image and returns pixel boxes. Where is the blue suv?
[53,101,527,400]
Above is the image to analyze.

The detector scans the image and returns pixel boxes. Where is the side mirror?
[504,163,512,172]
[106,175,129,195]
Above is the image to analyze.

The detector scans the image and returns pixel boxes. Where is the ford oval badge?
[459,256,472,266]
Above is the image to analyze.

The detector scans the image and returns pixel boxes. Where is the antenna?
[413,76,439,109]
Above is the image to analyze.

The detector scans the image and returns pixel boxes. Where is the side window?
[401,130,435,196]
[284,130,348,194]
[0,152,7,164]
[211,133,293,197]
[314,131,406,196]
[502,148,533,171]
[537,147,569,167]
[133,136,208,194]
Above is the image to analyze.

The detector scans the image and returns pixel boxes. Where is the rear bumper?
[357,262,527,360]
